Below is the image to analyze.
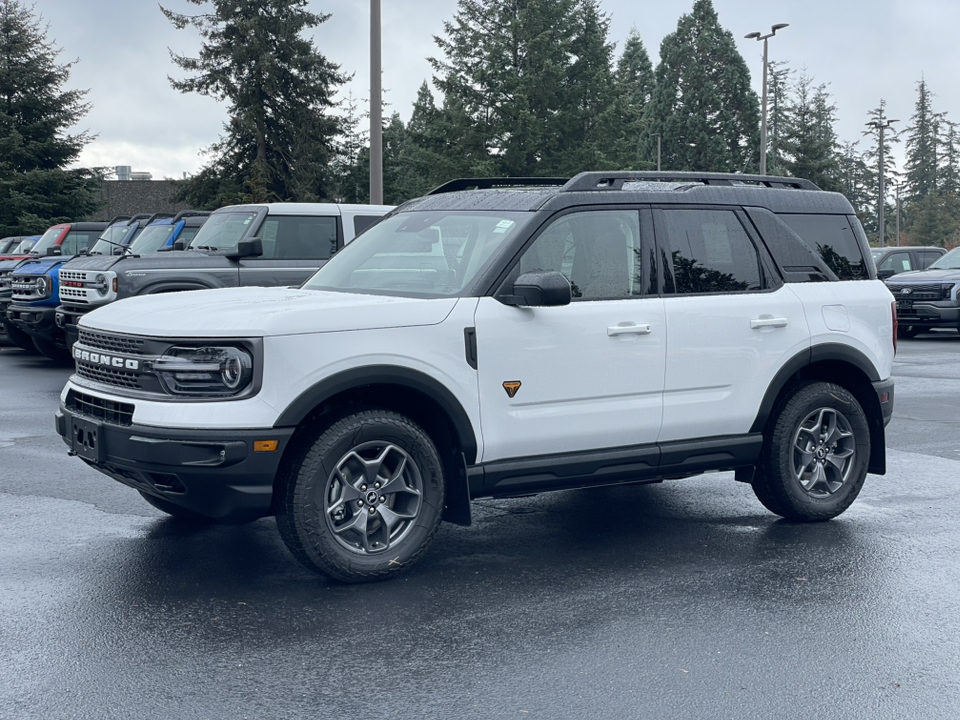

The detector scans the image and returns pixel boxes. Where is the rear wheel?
[276,408,445,582]
[752,381,870,521]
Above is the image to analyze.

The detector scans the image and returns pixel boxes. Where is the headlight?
[94,274,109,297]
[36,275,50,297]
[151,346,254,397]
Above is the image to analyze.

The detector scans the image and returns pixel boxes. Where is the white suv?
[56,173,896,583]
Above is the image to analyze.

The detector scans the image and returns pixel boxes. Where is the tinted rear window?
[778,214,868,281]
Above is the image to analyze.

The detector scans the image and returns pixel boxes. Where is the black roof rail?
[143,212,175,225]
[562,171,821,193]
[107,215,131,225]
[125,213,155,224]
[171,210,211,222]
[428,177,570,194]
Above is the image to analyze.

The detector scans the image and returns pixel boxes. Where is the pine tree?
[643,0,759,173]
[861,100,901,244]
[610,28,655,168]
[837,140,874,234]
[938,118,960,196]
[903,79,938,203]
[161,0,346,206]
[0,0,101,235]
[780,74,841,191]
[764,60,792,176]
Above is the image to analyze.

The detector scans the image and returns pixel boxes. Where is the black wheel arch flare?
[750,343,887,475]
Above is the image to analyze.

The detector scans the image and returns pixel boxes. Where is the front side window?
[188,211,258,251]
[518,210,644,300]
[259,216,338,260]
[661,209,762,294]
[304,211,530,298]
[89,225,130,255]
[31,226,66,255]
[779,214,868,280]
[877,252,912,273]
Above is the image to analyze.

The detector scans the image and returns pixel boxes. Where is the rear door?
[654,207,810,442]
[239,214,340,287]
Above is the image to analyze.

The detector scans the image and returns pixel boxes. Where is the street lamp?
[745,23,789,176]
[370,0,383,205]
[865,117,899,247]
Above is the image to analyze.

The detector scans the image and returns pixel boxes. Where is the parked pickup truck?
[885,246,960,337]
[57,202,392,350]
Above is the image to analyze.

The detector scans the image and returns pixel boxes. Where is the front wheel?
[276,409,445,582]
[752,382,870,521]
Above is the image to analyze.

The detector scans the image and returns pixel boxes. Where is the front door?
[474,208,666,463]
[239,214,340,287]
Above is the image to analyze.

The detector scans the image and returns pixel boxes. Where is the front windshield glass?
[31,227,65,255]
[12,238,36,253]
[128,224,174,254]
[928,248,960,270]
[188,211,257,251]
[303,211,530,298]
[89,224,132,255]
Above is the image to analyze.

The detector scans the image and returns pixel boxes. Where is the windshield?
[128,224,174,254]
[89,224,132,255]
[302,211,530,298]
[188,211,257,251]
[31,226,66,255]
[928,248,960,270]
[870,250,882,261]
[12,238,36,253]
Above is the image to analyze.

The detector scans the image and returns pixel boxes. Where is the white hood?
[79,286,460,338]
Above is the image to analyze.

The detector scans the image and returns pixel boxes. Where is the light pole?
[865,117,898,247]
[745,23,788,176]
[370,0,383,205]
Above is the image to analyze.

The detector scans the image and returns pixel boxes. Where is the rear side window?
[259,216,338,260]
[918,251,943,269]
[778,214,867,281]
[659,209,763,294]
[353,215,381,236]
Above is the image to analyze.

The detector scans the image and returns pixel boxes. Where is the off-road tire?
[3,320,36,352]
[138,490,216,523]
[275,408,445,583]
[752,381,870,521]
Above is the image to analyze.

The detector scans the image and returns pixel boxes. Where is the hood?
[885,268,960,284]
[80,286,460,338]
[11,256,70,276]
[61,253,127,271]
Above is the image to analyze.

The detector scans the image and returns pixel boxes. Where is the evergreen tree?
[837,140,874,234]
[903,79,939,203]
[861,100,900,244]
[610,28,655,168]
[780,74,841,191]
[0,0,101,235]
[764,60,792,176]
[643,0,759,173]
[161,0,346,206]
[938,118,960,196]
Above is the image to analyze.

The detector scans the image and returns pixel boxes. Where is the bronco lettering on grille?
[74,347,140,370]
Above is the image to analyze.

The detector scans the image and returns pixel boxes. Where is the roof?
[215,202,395,216]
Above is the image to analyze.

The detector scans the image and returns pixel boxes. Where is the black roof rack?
[107,215,131,225]
[144,212,175,224]
[171,210,211,222]
[428,177,570,195]
[562,171,820,192]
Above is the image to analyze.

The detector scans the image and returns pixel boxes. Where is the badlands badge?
[502,381,521,398]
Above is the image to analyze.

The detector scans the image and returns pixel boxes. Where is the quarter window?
[518,210,644,300]
[778,214,868,280]
[660,209,762,294]
[259,216,338,260]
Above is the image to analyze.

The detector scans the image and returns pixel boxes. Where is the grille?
[12,278,40,301]
[0,270,11,292]
[66,389,134,426]
[887,283,947,301]
[60,270,86,283]
[78,329,145,355]
[76,362,143,390]
[60,285,88,302]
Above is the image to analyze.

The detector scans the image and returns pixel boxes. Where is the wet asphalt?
[2,335,960,719]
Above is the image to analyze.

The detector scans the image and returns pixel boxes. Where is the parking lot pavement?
[2,340,960,719]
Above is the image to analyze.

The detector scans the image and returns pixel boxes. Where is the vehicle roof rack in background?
[428,177,570,194]
[143,212,175,224]
[562,171,821,193]
[171,210,211,222]
[107,215,132,225]
[125,213,155,224]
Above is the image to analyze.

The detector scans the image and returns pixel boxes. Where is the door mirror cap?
[877,268,895,280]
[499,271,572,307]
[226,237,263,259]
[46,246,62,256]
[172,239,186,251]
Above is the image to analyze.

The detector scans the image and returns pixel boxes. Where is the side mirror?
[172,240,186,251]
[113,247,123,255]
[227,237,263,259]
[46,246,62,256]
[498,271,571,307]
[877,268,895,280]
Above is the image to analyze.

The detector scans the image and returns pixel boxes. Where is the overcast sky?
[37,0,960,180]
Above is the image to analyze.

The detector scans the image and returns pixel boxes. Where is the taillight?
[892,301,898,355]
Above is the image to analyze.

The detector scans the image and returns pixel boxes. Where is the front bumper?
[7,303,58,339]
[56,401,294,522]
[895,302,960,328]
[58,303,97,348]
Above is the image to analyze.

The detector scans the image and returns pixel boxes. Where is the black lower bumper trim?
[57,404,293,522]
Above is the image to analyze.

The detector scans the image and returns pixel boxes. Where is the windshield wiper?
[193,245,218,250]
[95,237,136,256]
